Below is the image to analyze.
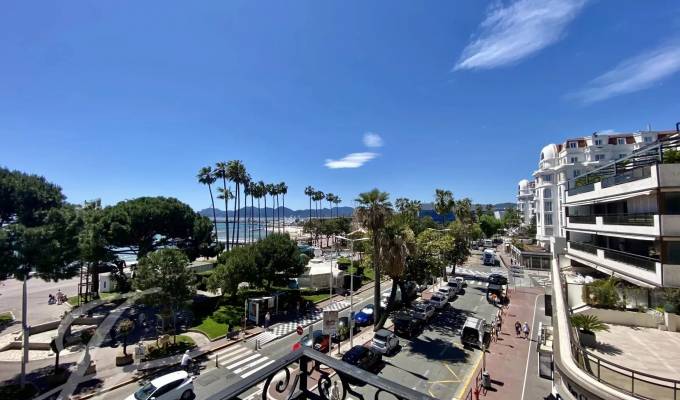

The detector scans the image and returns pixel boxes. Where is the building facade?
[517,178,535,226]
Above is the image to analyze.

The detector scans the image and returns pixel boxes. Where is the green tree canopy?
[479,214,502,238]
[133,248,196,310]
[208,246,259,297]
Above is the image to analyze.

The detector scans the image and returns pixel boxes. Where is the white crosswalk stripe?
[246,300,350,346]
[214,344,273,378]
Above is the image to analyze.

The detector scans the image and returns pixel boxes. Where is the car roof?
[151,370,188,387]
[343,345,368,360]
[375,329,392,336]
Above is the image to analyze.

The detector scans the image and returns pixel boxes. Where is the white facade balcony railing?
[566,214,680,237]
[566,242,662,286]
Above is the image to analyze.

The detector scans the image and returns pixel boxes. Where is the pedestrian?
[496,317,502,333]
[180,350,192,372]
[522,321,530,340]
[515,321,521,337]
[490,325,497,342]
[264,312,271,331]
[495,325,500,341]
[330,380,341,400]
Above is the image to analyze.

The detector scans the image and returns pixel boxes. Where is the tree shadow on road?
[407,336,469,364]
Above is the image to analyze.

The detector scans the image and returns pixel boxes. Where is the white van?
[380,287,402,308]
[483,249,496,266]
[483,239,493,248]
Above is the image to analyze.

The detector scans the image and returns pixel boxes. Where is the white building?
[516,178,535,226]
[533,130,667,251]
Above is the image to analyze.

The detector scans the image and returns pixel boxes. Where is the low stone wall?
[577,307,661,328]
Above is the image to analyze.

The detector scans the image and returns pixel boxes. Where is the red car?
[292,330,330,353]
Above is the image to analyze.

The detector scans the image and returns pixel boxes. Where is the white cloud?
[570,42,680,103]
[363,132,384,148]
[455,0,586,70]
[325,152,378,169]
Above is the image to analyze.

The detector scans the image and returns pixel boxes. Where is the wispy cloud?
[325,152,378,169]
[569,42,680,103]
[455,0,586,70]
[363,132,384,148]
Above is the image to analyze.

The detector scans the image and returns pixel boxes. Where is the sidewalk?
[477,287,552,400]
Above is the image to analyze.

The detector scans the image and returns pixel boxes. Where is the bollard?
[215,353,219,368]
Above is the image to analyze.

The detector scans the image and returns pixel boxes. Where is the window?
[570,156,578,163]
[618,154,626,159]
[573,169,581,178]
[595,154,605,161]
[662,192,680,214]
[545,214,553,225]
[543,174,553,182]
[594,139,602,146]
[544,201,552,212]
[617,138,626,145]
[568,142,577,149]
[644,136,653,143]
[543,188,552,198]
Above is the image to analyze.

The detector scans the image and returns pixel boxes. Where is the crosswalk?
[454,267,508,285]
[213,344,276,379]
[246,300,350,346]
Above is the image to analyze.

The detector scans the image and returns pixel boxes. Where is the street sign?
[296,325,303,335]
[322,310,339,335]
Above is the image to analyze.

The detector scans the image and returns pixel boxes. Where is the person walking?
[264,312,271,331]
[330,380,341,400]
[490,325,497,342]
[180,350,192,372]
[515,321,521,337]
[496,316,502,334]
[522,321,530,340]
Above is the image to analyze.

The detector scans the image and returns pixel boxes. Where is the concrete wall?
[578,307,662,328]
[658,163,680,187]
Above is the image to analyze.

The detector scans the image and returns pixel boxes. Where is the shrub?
[583,278,620,309]
[571,314,609,333]
[663,288,680,314]
[211,305,243,327]
[663,149,680,164]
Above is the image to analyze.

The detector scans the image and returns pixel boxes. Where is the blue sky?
[2,1,680,211]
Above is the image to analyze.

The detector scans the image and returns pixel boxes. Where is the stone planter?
[579,329,597,347]
[115,353,134,366]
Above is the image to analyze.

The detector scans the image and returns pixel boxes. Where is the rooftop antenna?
[647,123,651,132]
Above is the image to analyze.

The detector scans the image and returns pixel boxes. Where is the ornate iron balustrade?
[206,347,437,400]
[602,213,655,226]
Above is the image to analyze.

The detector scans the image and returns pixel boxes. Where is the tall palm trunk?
[372,233,381,327]
[257,197,262,240]
[221,178,230,251]
[235,184,241,247]
[282,194,286,234]
[251,194,255,243]
[231,183,238,249]
[308,195,313,244]
[207,184,219,246]
[264,195,268,238]
[277,194,281,233]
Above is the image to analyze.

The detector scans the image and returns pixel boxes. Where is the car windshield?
[431,295,443,301]
[374,331,389,341]
[361,306,373,314]
[134,383,157,400]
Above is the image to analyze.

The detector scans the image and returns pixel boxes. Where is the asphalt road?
[0,276,79,329]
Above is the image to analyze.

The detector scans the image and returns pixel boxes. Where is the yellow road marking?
[426,361,462,397]
[452,352,482,400]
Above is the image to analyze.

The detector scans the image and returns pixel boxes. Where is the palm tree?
[455,198,473,225]
[216,187,234,248]
[395,198,409,213]
[214,162,230,250]
[434,189,454,225]
[376,224,414,328]
[355,188,392,327]
[263,183,270,238]
[266,183,276,236]
[255,181,266,240]
[227,161,247,247]
[333,195,342,218]
[197,166,219,246]
[279,182,288,233]
[326,193,335,219]
[314,191,325,220]
[304,186,315,221]
[243,178,252,243]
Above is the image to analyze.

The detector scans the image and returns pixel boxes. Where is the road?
[0,276,80,328]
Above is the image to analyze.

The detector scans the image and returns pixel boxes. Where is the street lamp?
[334,234,369,349]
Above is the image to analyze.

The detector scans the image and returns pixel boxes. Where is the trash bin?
[482,370,491,389]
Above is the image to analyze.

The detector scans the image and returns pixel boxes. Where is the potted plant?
[115,319,135,366]
[571,314,609,347]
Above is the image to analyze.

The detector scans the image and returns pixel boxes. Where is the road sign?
[296,325,303,335]
[322,310,339,335]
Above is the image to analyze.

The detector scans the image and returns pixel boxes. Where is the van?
[447,278,463,294]
[461,317,491,349]
[483,249,496,266]
[380,287,402,309]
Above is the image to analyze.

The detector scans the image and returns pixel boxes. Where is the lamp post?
[334,234,369,349]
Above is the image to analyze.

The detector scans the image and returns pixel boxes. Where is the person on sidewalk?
[490,325,497,342]
[330,380,341,400]
[515,321,521,337]
[496,317,502,334]
[181,350,192,372]
[522,321,530,340]
[264,312,271,331]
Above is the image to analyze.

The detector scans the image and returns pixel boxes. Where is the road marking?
[226,353,261,369]
[219,347,249,364]
[216,346,247,359]
[452,352,481,400]
[520,293,542,400]
[233,356,269,374]
[241,359,276,378]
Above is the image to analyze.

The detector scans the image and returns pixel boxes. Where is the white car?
[411,302,435,321]
[454,276,466,288]
[128,371,195,400]
[428,293,449,309]
[437,287,455,300]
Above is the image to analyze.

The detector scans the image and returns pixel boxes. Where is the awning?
[565,190,653,207]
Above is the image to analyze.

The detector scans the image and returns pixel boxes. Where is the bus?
[483,249,496,266]
[483,239,493,248]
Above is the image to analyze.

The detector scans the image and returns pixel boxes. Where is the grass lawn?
[192,317,228,340]
[302,293,330,303]
[175,335,196,347]
[67,291,123,307]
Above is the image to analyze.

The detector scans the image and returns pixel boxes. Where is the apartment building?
[532,130,666,251]
[563,133,680,288]
[517,178,535,226]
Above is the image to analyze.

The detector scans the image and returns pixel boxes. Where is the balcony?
[569,241,597,254]
[601,166,651,189]
[206,347,436,400]
[568,183,595,195]
[566,214,661,237]
[569,215,596,224]
[603,248,657,272]
[601,213,654,226]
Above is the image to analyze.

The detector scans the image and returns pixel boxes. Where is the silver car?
[411,303,435,321]
[371,328,399,355]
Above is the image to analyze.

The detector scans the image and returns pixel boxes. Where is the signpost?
[322,310,338,335]
[296,325,303,336]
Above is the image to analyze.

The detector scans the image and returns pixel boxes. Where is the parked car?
[454,276,467,288]
[127,371,194,400]
[447,279,463,294]
[461,317,491,349]
[341,345,382,382]
[380,288,402,309]
[428,293,449,309]
[416,283,428,293]
[437,287,456,300]
[354,305,375,326]
[292,330,330,353]
[370,329,399,355]
[411,302,435,321]
[393,312,423,338]
[488,273,508,285]
[331,316,355,342]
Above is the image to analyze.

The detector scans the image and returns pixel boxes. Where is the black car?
[488,273,508,285]
[393,312,423,338]
[341,345,382,372]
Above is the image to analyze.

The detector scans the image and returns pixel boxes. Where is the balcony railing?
[602,213,655,226]
[569,241,598,255]
[603,249,658,272]
[601,166,652,189]
[206,347,436,400]
[567,183,595,195]
[569,215,596,224]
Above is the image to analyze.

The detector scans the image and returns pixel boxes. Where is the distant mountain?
[199,206,355,220]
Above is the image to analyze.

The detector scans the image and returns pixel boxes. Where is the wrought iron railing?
[602,213,655,226]
[569,215,596,224]
[569,242,598,255]
[603,249,658,271]
[601,166,652,189]
[205,347,437,400]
